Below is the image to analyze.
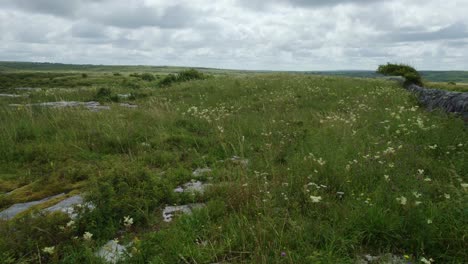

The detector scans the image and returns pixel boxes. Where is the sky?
[0,0,467,71]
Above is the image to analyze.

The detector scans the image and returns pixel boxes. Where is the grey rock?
[0,193,65,220]
[230,156,249,167]
[358,254,407,264]
[173,181,211,194]
[43,195,94,219]
[9,101,111,112]
[406,84,468,118]
[96,240,129,264]
[119,103,138,108]
[0,93,26,98]
[162,203,205,222]
[15,87,40,91]
[192,168,212,177]
[117,94,131,99]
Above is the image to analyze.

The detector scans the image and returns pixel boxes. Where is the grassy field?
[425,82,468,92]
[0,70,467,263]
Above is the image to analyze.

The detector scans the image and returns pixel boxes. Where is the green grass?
[425,82,468,92]
[0,72,466,263]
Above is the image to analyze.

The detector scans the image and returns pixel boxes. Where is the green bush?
[77,167,169,239]
[93,87,119,102]
[159,69,207,87]
[377,63,423,86]
[141,73,156,82]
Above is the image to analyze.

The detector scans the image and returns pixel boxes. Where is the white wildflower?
[123,216,134,227]
[421,257,433,264]
[66,220,75,227]
[396,196,407,205]
[444,193,450,199]
[427,219,432,224]
[83,231,93,241]
[42,246,55,255]
[310,196,322,203]
[412,192,422,198]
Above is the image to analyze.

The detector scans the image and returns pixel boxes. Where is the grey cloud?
[91,4,198,29]
[238,0,387,9]
[0,0,101,17]
[391,22,468,42]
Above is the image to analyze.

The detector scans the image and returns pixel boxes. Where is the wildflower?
[461,183,468,189]
[310,196,322,203]
[444,193,450,199]
[42,246,55,255]
[124,216,134,227]
[384,175,390,182]
[412,192,422,198]
[316,158,326,166]
[417,169,424,175]
[428,144,437,150]
[66,220,75,227]
[83,231,93,241]
[424,178,432,182]
[421,257,434,263]
[427,219,432,224]
[396,196,407,205]
[281,252,286,257]
[404,254,410,259]
[415,201,422,206]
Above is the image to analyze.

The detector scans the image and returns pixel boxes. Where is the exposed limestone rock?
[192,168,212,177]
[9,101,110,112]
[173,180,211,194]
[162,203,205,222]
[43,195,94,219]
[96,240,129,263]
[0,193,65,220]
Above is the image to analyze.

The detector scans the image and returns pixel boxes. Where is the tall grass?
[0,74,466,263]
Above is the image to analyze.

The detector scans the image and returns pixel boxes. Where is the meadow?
[0,69,467,263]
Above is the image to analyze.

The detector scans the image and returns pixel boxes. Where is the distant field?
[425,82,468,92]
[2,61,468,84]
[0,69,466,263]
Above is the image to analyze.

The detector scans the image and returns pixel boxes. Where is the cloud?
[0,0,467,70]
[1,0,100,17]
[391,23,468,42]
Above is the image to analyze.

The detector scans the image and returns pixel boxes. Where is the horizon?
[2,60,467,73]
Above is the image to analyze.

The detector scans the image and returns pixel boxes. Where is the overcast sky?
[0,0,467,70]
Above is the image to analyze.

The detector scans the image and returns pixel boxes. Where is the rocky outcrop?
[405,84,468,122]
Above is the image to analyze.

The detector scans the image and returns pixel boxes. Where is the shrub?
[93,87,119,102]
[78,167,168,239]
[377,63,423,86]
[81,73,88,78]
[113,72,121,76]
[159,69,207,87]
[141,73,156,82]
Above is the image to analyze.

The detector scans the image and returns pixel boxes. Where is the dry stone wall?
[405,84,468,122]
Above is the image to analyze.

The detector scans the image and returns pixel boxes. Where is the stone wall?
[405,84,468,122]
